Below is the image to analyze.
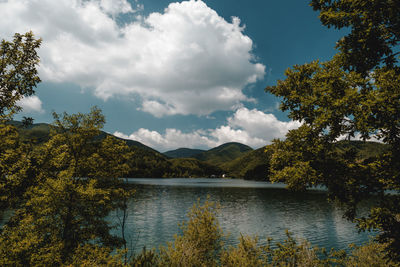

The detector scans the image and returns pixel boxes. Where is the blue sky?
[1,0,344,151]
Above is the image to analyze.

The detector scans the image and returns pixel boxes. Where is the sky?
[1,0,345,152]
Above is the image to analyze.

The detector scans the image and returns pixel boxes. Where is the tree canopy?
[266,0,400,260]
[0,108,134,265]
[311,0,400,75]
[0,32,41,117]
[0,33,135,265]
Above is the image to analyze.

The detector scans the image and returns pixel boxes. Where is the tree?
[22,116,34,128]
[311,0,400,75]
[0,32,42,209]
[0,32,135,265]
[0,121,36,209]
[0,32,42,118]
[266,0,400,260]
[0,107,134,265]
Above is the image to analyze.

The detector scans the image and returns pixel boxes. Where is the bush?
[126,199,396,267]
[159,199,223,267]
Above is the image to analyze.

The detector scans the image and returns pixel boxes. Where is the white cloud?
[0,0,265,117]
[114,128,215,151]
[16,96,45,113]
[337,132,381,143]
[114,107,301,151]
[227,107,300,141]
[99,0,135,16]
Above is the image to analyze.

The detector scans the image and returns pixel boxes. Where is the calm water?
[110,178,374,253]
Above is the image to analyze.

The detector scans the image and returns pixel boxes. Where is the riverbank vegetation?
[128,200,397,267]
[68,200,398,266]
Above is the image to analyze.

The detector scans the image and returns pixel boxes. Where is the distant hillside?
[164,148,205,159]
[11,120,158,153]
[167,158,223,178]
[221,146,270,180]
[10,121,52,143]
[335,140,388,160]
[163,142,253,167]
[10,120,221,178]
[99,131,159,154]
[10,121,388,180]
[193,142,253,165]
[220,140,388,180]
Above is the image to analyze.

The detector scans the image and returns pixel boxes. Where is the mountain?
[221,146,270,180]
[98,131,159,153]
[10,120,158,153]
[10,121,52,143]
[9,121,222,178]
[164,142,256,178]
[10,120,388,180]
[193,142,253,165]
[219,140,388,180]
[164,148,205,159]
[163,142,254,166]
[168,158,223,177]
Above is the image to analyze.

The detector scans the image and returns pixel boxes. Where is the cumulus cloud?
[99,0,137,16]
[114,128,215,151]
[114,107,301,151]
[16,96,45,113]
[0,0,265,117]
[226,107,300,141]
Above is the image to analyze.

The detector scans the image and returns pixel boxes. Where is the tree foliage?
[266,0,400,260]
[0,108,134,265]
[0,32,42,209]
[0,32,41,117]
[0,121,38,210]
[311,0,400,75]
[159,199,224,266]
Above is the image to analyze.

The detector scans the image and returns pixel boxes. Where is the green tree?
[0,32,135,265]
[266,0,400,260]
[0,32,41,118]
[0,32,42,209]
[22,116,34,128]
[0,121,36,209]
[311,0,400,75]
[0,108,134,265]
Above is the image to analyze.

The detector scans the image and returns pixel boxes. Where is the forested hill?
[164,148,206,158]
[194,142,253,164]
[164,143,266,179]
[10,121,388,180]
[8,121,233,178]
[10,120,158,153]
[165,142,253,164]
[221,146,270,180]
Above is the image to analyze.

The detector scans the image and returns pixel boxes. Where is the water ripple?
[110,178,374,253]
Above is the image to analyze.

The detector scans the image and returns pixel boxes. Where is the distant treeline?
[12,120,387,180]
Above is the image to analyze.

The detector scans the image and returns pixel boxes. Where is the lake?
[111,178,374,253]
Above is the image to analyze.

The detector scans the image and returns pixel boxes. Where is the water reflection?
[110,178,374,253]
